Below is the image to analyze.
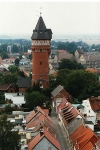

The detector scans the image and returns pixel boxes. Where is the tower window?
[40,62,42,65]
[40,49,42,52]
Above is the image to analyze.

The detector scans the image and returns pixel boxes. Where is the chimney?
[34,107,37,113]
[40,127,44,136]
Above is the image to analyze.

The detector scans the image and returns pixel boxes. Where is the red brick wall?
[8,86,15,93]
[19,87,27,93]
[54,89,72,102]
[32,44,50,88]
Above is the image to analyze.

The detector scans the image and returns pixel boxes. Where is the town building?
[31,15,52,88]
[51,85,72,112]
[18,76,31,93]
[0,84,15,93]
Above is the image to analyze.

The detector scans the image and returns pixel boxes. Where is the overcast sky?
[0,2,100,36]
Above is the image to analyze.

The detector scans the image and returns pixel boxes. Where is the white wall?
[86,116,96,125]
[5,93,25,105]
[56,98,62,112]
[82,99,95,117]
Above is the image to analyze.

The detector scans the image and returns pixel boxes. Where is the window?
[40,62,42,65]
[48,147,52,150]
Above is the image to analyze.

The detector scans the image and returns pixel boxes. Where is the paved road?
[51,108,70,150]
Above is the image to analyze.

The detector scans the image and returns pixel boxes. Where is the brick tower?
[31,16,52,88]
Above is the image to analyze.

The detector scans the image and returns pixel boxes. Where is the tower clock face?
[32,40,50,45]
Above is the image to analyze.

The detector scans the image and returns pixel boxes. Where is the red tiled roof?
[81,142,94,150]
[57,98,83,125]
[70,125,99,150]
[86,68,99,73]
[70,125,86,140]
[89,97,100,111]
[58,50,66,53]
[42,109,49,115]
[26,113,53,129]
[37,106,52,122]
[26,106,52,124]
[26,110,35,123]
[57,97,68,110]
[28,128,61,150]
[6,57,15,60]
[58,98,84,126]
[26,107,53,129]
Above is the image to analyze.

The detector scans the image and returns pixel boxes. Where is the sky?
[0,1,100,37]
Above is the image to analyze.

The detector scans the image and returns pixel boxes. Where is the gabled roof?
[42,109,49,115]
[57,97,67,111]
[67,117,84,135]
[0,84,15,90]
[28,128,61,150]
[89,96,100,112]
[76,49,84,55]
[26,106,53,128]
[70,125,99,150]
[31,16,52,40]
[26,113,53,129]
[51,85,64,97]
[58,53,74,61]
[26,110,35,124]
[58,99,83,125]
[82,52,100,61]
[18,76,31,88]
[32,118,55,136]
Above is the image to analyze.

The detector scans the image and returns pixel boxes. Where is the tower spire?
[40,7,42,16]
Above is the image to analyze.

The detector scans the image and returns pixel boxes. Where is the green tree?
[3,73,18,85]
[0,114,21,150]
[64,70,99,101]
[1,52,9,59]
[25,91,46,109]
[0,92,5,104]
[41,88,52,98]
[67,42,77,54]
[0,44,7,51]
[58,59,84,70]
[15,58,20,66]
[12,44,20,53]
[5,104,12,114]
[8,65,19,73]
[18,70,26,77]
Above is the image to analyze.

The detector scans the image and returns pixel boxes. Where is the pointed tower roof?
[35,16,46,31]
[31,16,52,40]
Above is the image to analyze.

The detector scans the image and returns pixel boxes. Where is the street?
[51,108,71,150]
